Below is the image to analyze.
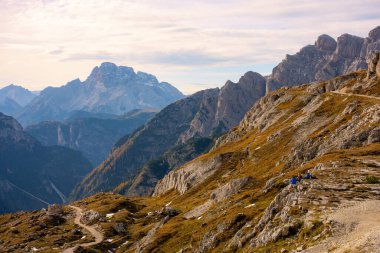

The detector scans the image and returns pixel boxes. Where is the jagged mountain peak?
[368,26,380,41]
[86,62,136,87]
[266,26,380,92]
[315,34,337,51]
[17,63,184,125]
[0,84,36,106]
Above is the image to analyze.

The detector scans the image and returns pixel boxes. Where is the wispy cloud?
[0,0,379,93]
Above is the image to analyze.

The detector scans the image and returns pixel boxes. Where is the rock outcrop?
[153,156,222,196]
[80,210,101,225]
[366,51,380,79]
[266,26,380,92]
[184,177,251,219]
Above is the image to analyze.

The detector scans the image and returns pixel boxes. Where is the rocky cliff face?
[0,112,92,213]
[147,67,380,252]
[266,26,380,91]
[124,137,214,197]
[25,109,157,166]
[71,71,266,199]
[17,62,184,125]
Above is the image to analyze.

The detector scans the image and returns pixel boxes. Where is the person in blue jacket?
[290,176,297,185]
[305,170,312,179]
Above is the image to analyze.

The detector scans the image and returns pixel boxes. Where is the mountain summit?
[266,26,380,91]
[17,63,184,125]
[0,84,36,116]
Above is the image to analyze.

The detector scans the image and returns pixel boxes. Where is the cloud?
[0,0,379,93]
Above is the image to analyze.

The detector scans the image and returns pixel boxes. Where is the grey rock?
[267,26,380,91]
[80,210,101,225]
[369,26,380,41]
[184,177,250,219]
[366,52,380,79]
[153,156,222,196]
[315,34,337,51]
[113,223,127,234]
[158,207,180,218]
[368,126,380,144]
[47,204,64,217]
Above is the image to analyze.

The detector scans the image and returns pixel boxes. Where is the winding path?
[62,205,104,253]
[331,91,380,101]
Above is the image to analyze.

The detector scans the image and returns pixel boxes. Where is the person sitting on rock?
[290,176,297,186]
[305,170,312,179]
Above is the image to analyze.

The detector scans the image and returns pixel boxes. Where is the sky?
[0,0,379,94]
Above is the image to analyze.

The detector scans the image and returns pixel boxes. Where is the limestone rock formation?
[266,26,380,91]
[366,51,380,79]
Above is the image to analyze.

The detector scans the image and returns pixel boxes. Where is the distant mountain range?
[14,62,184,126]
[72,26,380,200]
[0,113,92,213]
[0,84,36,116]
[26,109,158,166]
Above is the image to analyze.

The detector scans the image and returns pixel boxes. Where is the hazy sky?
[0,0,379,94]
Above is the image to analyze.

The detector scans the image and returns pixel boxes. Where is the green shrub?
[365,176,379,184]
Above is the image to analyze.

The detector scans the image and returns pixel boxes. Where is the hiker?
[305,170,312,179]
[290,176,297,187]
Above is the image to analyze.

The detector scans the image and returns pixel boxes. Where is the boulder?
[368,127,380,144]
[113,223,127,234]
[80,210,101,225]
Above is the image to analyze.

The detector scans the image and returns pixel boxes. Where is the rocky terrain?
[0,84,36,117]
[1,54,378,252]
[17,62,184,125]
[26,109,157,166]
[72,26,380,201]
[266,26,380,91]
[71,71,266,199]
[0,112,92,213]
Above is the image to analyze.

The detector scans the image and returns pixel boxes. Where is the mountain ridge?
[0,112,92,213]
[71,71,267,199]
[25,109,157,166]
[17,62,184,125]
